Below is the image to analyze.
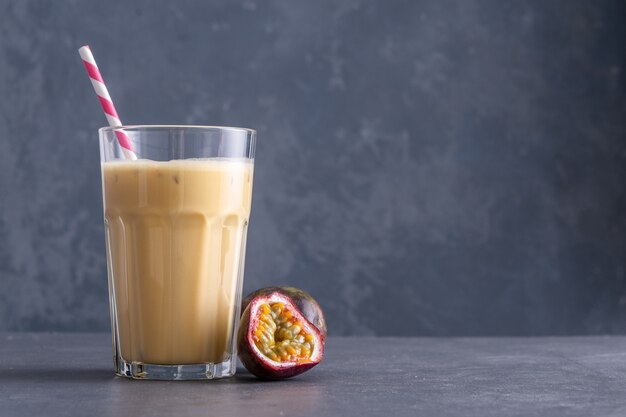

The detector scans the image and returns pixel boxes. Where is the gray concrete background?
[0,0,624,335]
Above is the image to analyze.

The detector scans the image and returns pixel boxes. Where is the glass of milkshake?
[99,125,255,380]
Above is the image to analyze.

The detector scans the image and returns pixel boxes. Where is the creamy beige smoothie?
[102,159,253,365]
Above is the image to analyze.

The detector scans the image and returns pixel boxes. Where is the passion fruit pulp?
[241,286,327,340]
[237,290,325,379]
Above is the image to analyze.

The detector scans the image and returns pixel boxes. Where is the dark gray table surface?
[1,334,626,417]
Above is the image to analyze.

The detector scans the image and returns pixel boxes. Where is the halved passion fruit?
[237,291,324,379]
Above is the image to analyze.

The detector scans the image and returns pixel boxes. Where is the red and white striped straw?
[78,45,137,160]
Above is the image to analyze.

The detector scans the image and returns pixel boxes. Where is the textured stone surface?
[0,1,624,334]
[2,333,626,417]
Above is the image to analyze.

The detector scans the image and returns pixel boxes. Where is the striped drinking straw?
[78,45,137,160]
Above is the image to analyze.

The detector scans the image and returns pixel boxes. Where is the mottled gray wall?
[0,0,624,335]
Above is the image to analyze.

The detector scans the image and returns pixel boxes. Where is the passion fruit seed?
[253,302,314,363]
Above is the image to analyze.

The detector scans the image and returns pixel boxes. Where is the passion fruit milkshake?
[103,159,253,366]
[81,46,256,379]
[99,125,255,380]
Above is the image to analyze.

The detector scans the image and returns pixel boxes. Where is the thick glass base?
[114,356,236,380]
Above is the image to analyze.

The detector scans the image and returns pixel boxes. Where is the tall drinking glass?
[98,126,255,380]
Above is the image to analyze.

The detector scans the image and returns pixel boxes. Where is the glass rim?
[99,125,256,135]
